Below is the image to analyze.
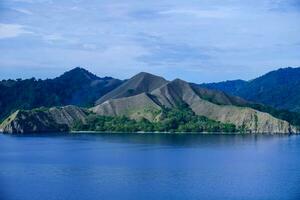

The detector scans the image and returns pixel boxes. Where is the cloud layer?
[0,0,300,82]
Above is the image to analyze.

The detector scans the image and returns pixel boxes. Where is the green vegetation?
[202,67,300,113]
[248,103,300,128]
[0,67,122,122]
[72,104,237,133]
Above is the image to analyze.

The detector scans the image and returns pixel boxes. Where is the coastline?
[70,131,297,135]
[1,130,298,135]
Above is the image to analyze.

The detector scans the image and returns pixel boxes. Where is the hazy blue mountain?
[0,67,122,121]
[202,67,300,112]
[201,80,247,95]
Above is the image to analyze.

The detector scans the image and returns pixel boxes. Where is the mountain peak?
[95,71,168,105]
[136,71,150,76]
[69,66,86,72]
[252,66,300,85]
[133,72,163,79]
[57,67,99,81]
[172,78,186,83]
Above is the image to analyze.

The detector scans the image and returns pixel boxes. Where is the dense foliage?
[72,105,237,133]
[202,67,300,113]
[0,68,122,122]
[247,104,300,127]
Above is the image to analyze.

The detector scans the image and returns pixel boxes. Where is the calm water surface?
[1,133,300,200]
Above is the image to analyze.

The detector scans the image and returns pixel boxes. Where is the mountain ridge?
[202,67,300,112]
[91,77,297,134]
[1,67,300,134]
[0,67,123,121]
[95,72,168,105]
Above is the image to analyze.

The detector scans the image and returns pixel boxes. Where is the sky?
[0,0,300,83]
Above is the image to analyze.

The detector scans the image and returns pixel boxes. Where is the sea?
[1,133,300,200]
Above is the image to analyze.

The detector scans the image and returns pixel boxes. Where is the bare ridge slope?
[151,79,296,133]
[93,78,296,133]
[95,72,168,105]
[191,83,248,106]
[92,93,161,121]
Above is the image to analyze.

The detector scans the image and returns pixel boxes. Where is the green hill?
[0,67,122,122]
[202,67,300,112]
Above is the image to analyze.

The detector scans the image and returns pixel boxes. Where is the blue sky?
[0,0,300,83]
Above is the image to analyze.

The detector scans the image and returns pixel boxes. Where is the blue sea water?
[0,133,300,200]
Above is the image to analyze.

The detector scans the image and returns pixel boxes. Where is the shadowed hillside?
[0,67,122,121]
[202,67,300,112]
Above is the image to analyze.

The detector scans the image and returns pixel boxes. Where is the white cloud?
[43,34,64,42]
[0,23,32,39]
[159,8,235,19]
[14,8,33,15]
[42,33,80,46]
[70,6,80,11]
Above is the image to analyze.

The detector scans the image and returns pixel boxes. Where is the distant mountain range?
[1,67,299,134]
[202,67,300,113]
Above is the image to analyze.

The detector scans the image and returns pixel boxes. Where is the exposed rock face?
[92,78,297,134]
[95,72,168,105]
[48,105,88,127]
[0,106,88,134]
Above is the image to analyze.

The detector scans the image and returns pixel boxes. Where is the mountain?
[201,80,247,95]
[0,106,88,133]
[54,67,123,106]
[1,71,299,134]
[202,67,300,112]
[92,77,297,134]
[0,67,122,121]
[95,72,168,105]
[190,83,248,106]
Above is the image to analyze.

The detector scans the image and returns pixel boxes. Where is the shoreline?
[0,131,295,135]
[70,131,297,135]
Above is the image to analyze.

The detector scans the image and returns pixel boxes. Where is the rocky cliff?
[0,106,88,134]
